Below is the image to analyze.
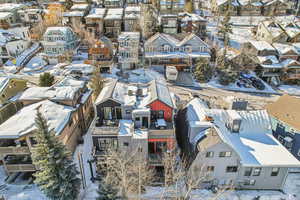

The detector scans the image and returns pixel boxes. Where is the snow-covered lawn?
[198,76,278,95]
[278,85,300,96]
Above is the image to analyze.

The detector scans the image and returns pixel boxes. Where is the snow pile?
[279,85,300,96]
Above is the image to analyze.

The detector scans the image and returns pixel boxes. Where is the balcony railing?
[148,154,163,166]
[92,126,119,136]
[5,164,36,172]
[0,146,30,155]
[149,122,175,139]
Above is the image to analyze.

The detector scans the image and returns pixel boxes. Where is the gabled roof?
[147,80,174,108]
[247,40,276,51]
[266,95,300,131]
[272,43,298,55]
[187,98,300,167]
[0,100,74,139]
[85,8,106,19]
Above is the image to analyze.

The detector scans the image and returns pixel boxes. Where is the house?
[85,8,106,36]
[261,0,290,16]
[160,14,178,34]
[93,79,176,171]
[0,76,27,105]
[211,0,240,15]
[104,8,123,39]
[159,0,185,14]
[256,20,289,44]
[63,4,90,28]
[87,36,114,73]
[0,3,26,28]
[144,33,210,70]
[103,0,124,8]
[272,43,299,61]
[0,29,31,64]
[118,32,140,70]
[178,12,207,38]
[0,100,82,175]
[237,0,263,16]
[17,8,43,26]
[281,59,300,81]
[41,26,79,64]
[177,98,300,190]
[124,6,141,32]
[17,76,94,132]
[266,95,300,160]
[282,21,300,43]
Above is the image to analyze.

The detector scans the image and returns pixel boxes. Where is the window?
[244,179,256,186]
[278,135,284,144]
[206,151,214,158]
[123,142,129,146]
[244,167,252,176]
[98,138,118,151]
[125,110,131,114]
[207,166,214,172]
[252,168,261,176]
[219,151,231,157]
[226,166,238,173]
[135,117,140,121]
[103,107,112,120]
[271,167,279,176]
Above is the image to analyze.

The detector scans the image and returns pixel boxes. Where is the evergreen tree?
[194,58,213,83]
[218,0,232,47]
[90,67,104,101]
[97,181,118,200]
[39,72,54,87]
[32,108,81,200]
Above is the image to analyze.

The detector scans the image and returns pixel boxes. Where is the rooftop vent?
[226,110,242,133]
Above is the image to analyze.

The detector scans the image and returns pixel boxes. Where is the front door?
[142,117,148,128]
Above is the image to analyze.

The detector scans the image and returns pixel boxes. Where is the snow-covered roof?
[272,43,298,55]
[44,26,75,37]
[18,86,80,101]
[0,3,25,12]
[248,40,276,51]
[125,6,140,12]
[63,11,85,17]
[187,98,300,167]
[0,100,74,138]
[85,8,106,18]
[62,64,94,75]
[0,12,12,20]
[119,119,134,136]
[105,8,123,20]
[178,12,206,22]
[55,76,86,88]
[70,4,89,11]
[118,32,140,40]
[0,30,21,46]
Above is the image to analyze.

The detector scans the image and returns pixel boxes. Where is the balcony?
[5,164,36,172]
[149,121,175,139]
[0,146,30,155]
[92,125,119,136]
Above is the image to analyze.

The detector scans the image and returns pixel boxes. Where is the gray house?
[178,98,300,190]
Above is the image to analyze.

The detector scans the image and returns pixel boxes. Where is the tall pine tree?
[32,108,81,200]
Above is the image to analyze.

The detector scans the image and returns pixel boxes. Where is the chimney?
[226,110,242,133]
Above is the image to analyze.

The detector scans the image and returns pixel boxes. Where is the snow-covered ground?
[278,85,300,96]
[21,56,47,73]
[198,75,279,95]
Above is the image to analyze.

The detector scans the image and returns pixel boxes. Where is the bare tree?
[100,147,155,200]
[161,149,233,200]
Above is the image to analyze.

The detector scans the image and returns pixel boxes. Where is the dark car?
[252,79,265,90]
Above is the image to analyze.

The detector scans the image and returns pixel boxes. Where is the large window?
[98,138,118,151]
[271,167,279,176]
[206,151,214,158]
[244,179,255,186]
[244,167,252,176]
[226,166,238,173]
[219,151,231,157]
[207,166,214,172]
[103,107,112,120]
[252,168,261,176]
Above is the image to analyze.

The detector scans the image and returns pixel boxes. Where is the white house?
[180,98,300,190]
[118,32,140,70]
[0,29,30,64]
[41,27,79,64]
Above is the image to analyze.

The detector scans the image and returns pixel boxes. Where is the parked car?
[252,79,265,90]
